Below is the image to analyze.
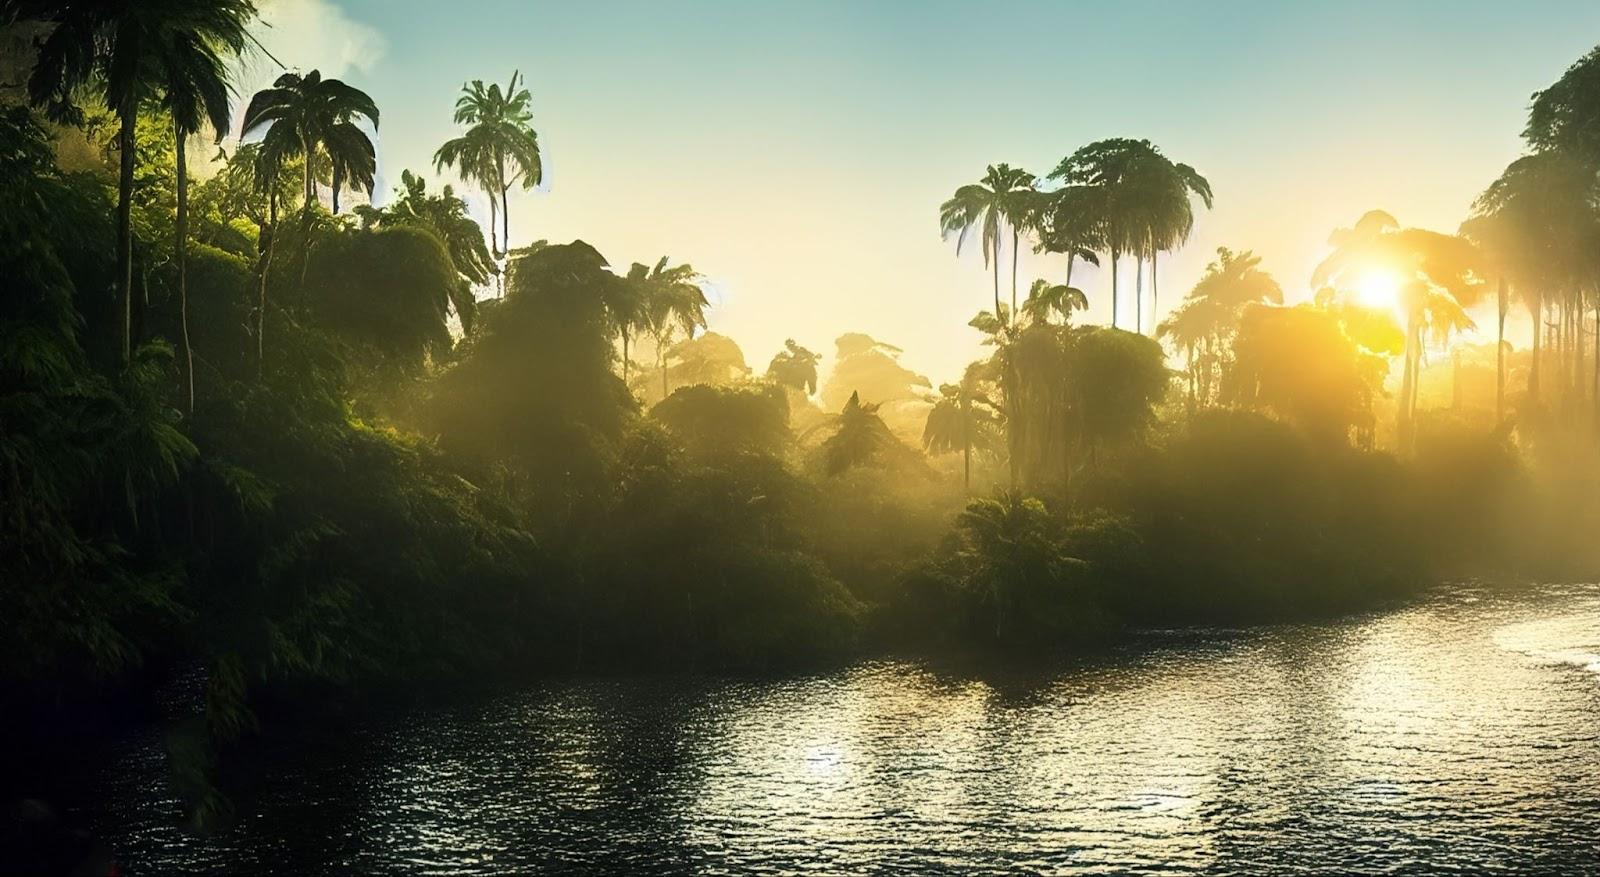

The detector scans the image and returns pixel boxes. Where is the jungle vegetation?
[5,2,1600,826]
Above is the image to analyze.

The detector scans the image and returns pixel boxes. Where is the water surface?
[71,584,1600,873]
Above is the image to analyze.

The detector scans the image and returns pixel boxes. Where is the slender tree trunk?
[1065,252,1076,288]
[1529,291,1543,403]
[1010,226,1020,316]
[1151,248,1159,326]
[622,330,631,384]
[1496,277,1507,426]
[1186,342,1196,416]
[487,190,500,257]
[116,99,136,364]
[258,191,278,380]
[501,185,511,258]
[662,347,670,400]
[992,238,1002,321]
[303,134,315,206]
[1398,317,1418,451]
[1109,246,1119,329]
[1135,252,1144,334]
[331,165,342,214]
[961,391,971,493]
[175,129,193,416]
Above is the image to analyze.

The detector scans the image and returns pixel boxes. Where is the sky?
[242,0,1600,388]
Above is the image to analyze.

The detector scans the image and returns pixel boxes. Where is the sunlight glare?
[1355,269,1402,313]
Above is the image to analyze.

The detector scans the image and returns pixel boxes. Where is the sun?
[1355,269,1402,313]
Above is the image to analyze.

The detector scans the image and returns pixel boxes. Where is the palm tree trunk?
[116,98,137,364]
[661,347,670,400]
[1010,227,1019,316]
[487,191,500,257]
[175,129,194,416]
[992,238,1002,321]
[1135,252,1144,334]
[1530,291,1543,402]
[1151,248,1159,327]
[331,165,343,214]
[1496,277,1507,426]
[1065,252,1076,288]
[501,184,511,258]
[622,330,631,384]
[1398,318,1417,451]
[303,135,315,207]
[1109,246,1119,329]
[961,392,971,493]
[258,190,278,381]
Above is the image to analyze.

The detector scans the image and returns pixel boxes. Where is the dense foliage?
[7,7,1600,832]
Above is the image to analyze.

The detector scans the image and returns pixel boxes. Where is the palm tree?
[1141,157,1213,331]
[1526,44,1600,163]
[1158,247,1281,409]
[1049,139,1155,330]
[353,169,495,333]
[434,71,542,263]
[150,2,254,414]
[941,163,1035,321]
[1466,153,1600,411]
[1313,211,1484,449]
[241,69,379,214]
[7,0,259,364]
[923,365,999,492]
[1021,278,1089,327]
[604,263,651,384]
[639,257,709,399]
[1035,184,1104,289]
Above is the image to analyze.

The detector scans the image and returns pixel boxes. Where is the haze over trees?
[5,1,1600,831]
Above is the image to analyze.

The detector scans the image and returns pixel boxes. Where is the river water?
[67,583,1600,874]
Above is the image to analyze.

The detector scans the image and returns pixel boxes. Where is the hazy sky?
[246,0,1600,386]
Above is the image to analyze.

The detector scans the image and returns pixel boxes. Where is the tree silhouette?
[941,163,1035,321]
[242,69,379,214]
[8,0,257,364]
[434,71,542,264]
[767,339,821,395]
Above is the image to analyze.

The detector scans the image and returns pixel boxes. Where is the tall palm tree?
[1035,184,1104,289]
[941,163,1035,321]
[923,365,999,492]
[7,0,259,364]
[434,71,542,261]
[1142,157,1213,331]
[640,257,709,399]
[1467,153,1600,410]
[603,263,652,384]
[1157,247,1280,409]
[1526,44,1600,163]
[241,69,379,214]
[1049,139,1154,330]
[1313,211,1484,449]
[150,2,254,414]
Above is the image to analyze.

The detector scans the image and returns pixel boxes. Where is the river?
[59,583,1600,874]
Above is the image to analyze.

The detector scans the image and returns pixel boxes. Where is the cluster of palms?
[1463,53,1600,428]
[1156,247,1284,410]
[939,139,1212,334]
[597,256,711,397]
